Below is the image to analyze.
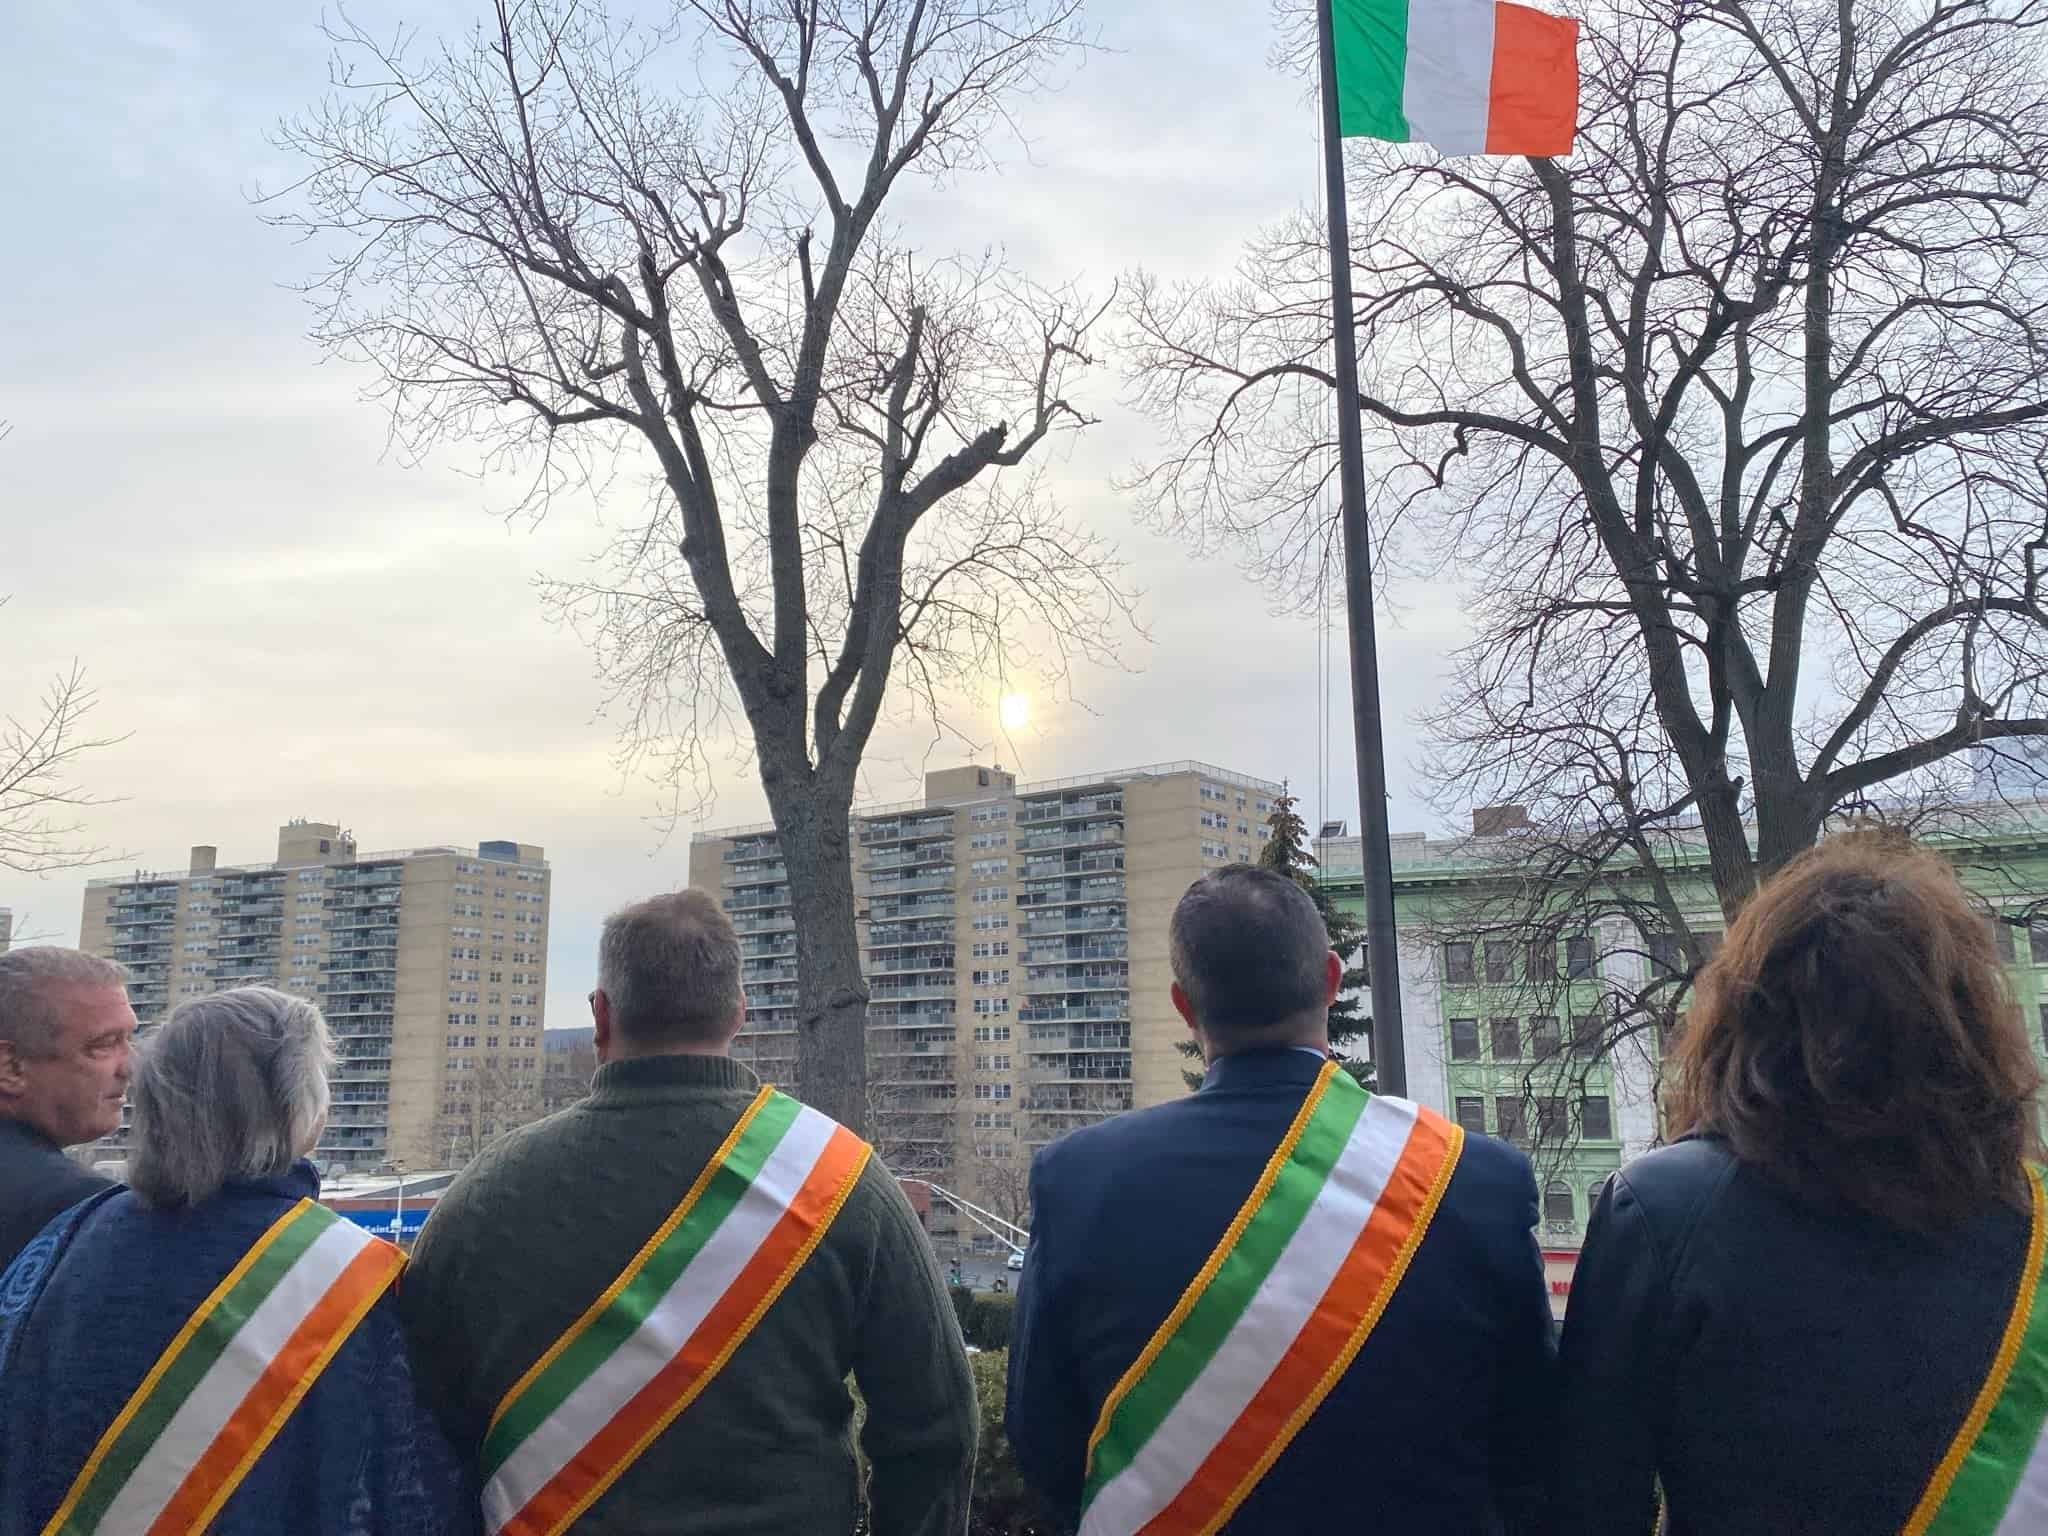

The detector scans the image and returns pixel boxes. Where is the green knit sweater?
[400,1053,976,1535]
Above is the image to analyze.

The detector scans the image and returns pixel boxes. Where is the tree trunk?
[770,778,870,1136]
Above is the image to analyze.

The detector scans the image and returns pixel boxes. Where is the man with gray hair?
[402,888,976,1536]
[0,945,136,1269]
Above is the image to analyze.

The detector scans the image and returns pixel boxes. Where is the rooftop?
[694,759,1284,842]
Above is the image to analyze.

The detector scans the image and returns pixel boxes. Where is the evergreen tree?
[1178,788,1377,1091]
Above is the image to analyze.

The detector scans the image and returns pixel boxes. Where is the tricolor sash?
[480,1086,871,1536]
[1903,1165,2048,1535]
[1080,1061,1463,1536]
[42,1198,403,1536]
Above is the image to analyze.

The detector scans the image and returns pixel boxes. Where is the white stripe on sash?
[1995,1420,2048,1535]
[1079,1095,1420,1536]
[482,1105,841,1533]
[94,1218,377,1535]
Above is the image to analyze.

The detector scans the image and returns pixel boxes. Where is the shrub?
[969,1291,1016,1351]
[950,1283,982,1343]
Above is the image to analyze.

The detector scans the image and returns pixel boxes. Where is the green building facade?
[1317,804,2048,1314]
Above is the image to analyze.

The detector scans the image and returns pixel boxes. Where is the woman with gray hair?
[0,988,475,1535]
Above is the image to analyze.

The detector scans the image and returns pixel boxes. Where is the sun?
[998,692,1032,734]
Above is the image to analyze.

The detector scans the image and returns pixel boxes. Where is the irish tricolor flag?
[1333,0,1579,157]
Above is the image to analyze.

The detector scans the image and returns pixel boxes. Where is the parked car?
[1005,1248,1025,1271]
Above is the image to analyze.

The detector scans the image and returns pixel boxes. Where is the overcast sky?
[0,0,1471,1032]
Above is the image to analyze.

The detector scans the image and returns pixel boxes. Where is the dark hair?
[597,889,743,1046]
[1169,865,1331,1041]
[1669,830,2041,1232]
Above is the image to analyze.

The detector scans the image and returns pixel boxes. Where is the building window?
[1525,939,1558,981]
[1543,1182,1575,1225]
[1537,1096,1569,1141]
[2032,924,2048,966]
[1647,932,1684,978]
[1495,1098,1526,1145]
[1566,936,1596,979]
[1490,1017,1522,1061]
[1454,1097,1486,1136]
[1589,1179,1610,1216]
[972,969,1010,987]
[1484,941,1515,984]
[1528,1015,1561,1059]
[1989,917,2018,962]
[1444,943,1475,985]
[1572,1012,1605,1052]
[1581,1095,1613,1140]
[1449,1018,1481,1061]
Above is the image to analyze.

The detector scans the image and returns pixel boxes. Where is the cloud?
[0,0,1470,1038]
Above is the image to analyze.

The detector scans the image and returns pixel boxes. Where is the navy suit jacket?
[1007,1049,1555,1534]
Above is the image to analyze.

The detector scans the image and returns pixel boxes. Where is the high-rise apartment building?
[688,761,1282,1251]
[80,820,551,1172]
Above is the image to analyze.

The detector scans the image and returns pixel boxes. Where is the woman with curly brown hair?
[1552,831,2047,1536]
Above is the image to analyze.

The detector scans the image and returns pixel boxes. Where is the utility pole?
[1316,0,1407,1097]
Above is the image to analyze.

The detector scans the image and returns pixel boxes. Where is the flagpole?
[1315,0,1408,1099]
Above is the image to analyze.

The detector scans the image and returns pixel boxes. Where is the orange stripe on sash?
[145,1238,403,1535]
[1142,1106,1460,1536]
[500,1125,870,1536]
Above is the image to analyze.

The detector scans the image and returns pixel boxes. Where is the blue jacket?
[1007,1049,1556,1534]
[0,1164,475,1536]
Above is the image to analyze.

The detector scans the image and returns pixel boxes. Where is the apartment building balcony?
[323,886,402,912]
[1014,822,1124,854]
[865,868,955,897]
[1017,909,1127,939]
[1022,964,1128,994]
[1018,1001,1129,1025]
[112,884,182,909]
[1016,878,1126,910]
[739,932,796,959]
[870,977,958,1003]
[865,896,955,923]
[858,813,956,848]
[732,912,796,935]
[1025,1052,1132,1083]
[726,887,792,912]
[1022,939,1128,965]
[325,1000,395,1019]
[868,945,956,976]
[1018,792,1124,825]
[864,921,954,952]
[319,984,397,1007]
[742,957,799,982]
[868,1004,957,1029]
[728,862,789,889]
[1021,852,1125,881]
[1026,1083,1135,1115]
[327,866,403,889]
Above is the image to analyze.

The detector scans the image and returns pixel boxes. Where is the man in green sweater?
[402,890,976,1535]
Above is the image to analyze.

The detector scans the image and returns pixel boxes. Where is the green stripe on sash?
[1081,1071,1368,1505]
[1921,1166,2048,1534]
[55,1200,339,1535]
[481,1090,803,1477]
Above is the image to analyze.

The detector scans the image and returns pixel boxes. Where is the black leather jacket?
[1553,1136,2032,1535]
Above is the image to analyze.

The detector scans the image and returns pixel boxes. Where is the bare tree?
[271,0,1138,1132]
[1123,0,2048,1134]
[436,1053,547,1164]
[0,656,123,875]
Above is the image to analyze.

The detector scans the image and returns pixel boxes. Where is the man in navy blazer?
[1007,865,1555,1533]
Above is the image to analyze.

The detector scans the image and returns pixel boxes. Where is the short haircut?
[0,947,127,1058]
[128,987,333,1209]
[1670,830,2043,1232]
[1170,865,1332,1041]
[597,889,743,1047]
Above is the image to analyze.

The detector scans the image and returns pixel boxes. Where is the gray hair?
[0,947,127,1057]
[128,987,333,1209]
[597,889,743,1047]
